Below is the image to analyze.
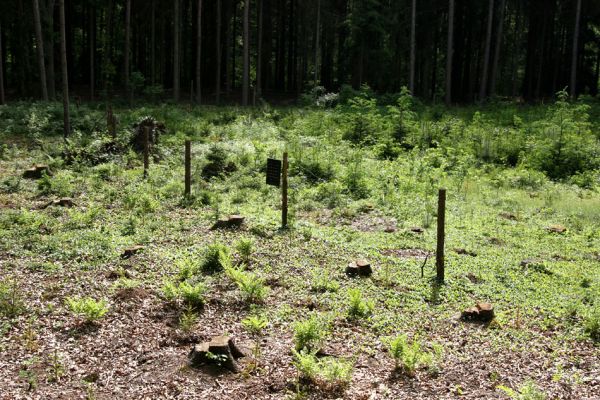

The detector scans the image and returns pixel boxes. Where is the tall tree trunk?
[409,0,416,93]
[489,0,505,97]
[43,0,56,99]
[90,6,95,100]
[445,0,455,105]
[33,0,49,100]
[314,0,320,85]
[59,0,70,138]
[151,0,156,85]
[242,0,249,105]
[479,0,494,101]
[257,0,263,99]
[173,0,180,101]
[0,23,5,104]
[570,0,582,99]
[103,0,114,96]
[125,0,131,103]
[196,0,202,103]
[216,0,222,103]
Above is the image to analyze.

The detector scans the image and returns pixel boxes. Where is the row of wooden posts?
[141,129,446,284]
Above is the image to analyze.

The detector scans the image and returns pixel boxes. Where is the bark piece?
[121,245,145,259]
[23,165,51,179]
[461,302,495,322]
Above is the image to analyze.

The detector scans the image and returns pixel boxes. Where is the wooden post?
[281,152,288,229]
[143,126,150,178]
[436,188,446,284]
[185,140,191,196]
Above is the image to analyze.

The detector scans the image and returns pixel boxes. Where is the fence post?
[436,188,446,284]
[281,152,288,229]
[143,126,150,179]
[185,140,191,196]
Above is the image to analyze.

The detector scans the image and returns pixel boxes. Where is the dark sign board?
[266,158,282,187]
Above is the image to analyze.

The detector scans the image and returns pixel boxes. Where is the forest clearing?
[1,95,599,399]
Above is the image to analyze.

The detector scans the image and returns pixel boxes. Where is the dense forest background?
[0,0,599,105]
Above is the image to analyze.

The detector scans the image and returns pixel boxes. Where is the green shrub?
[0,281,26,319]
[201,243,231,273]
[225,265,269,303]
[202,145,237,179]
[498,381,546,400]
[160,280,206,309]
[585,308,600,343]
[387,334,439,376]
[293,314,329,352]
[235,238,254,263]
[310,271,340,293]
[347,288,374,320]
[176,251,201,280]
[292,350,353,390]
[65,297,109,323]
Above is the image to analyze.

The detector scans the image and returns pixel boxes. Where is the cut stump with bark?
[211,215,245,230]
[346,259,373,277]
[42,198,75,209]
[546,224,567,234]
[23,165,51,179]
[189,335,245,372]
[461,302,495,322]
[121,245,145,259]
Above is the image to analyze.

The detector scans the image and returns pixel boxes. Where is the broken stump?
[346,259,373,277]
[120,245,145,259]
[42,198,75,209]
[23,165,51,179]
[189,335,245,372]
[211,215,245,230]
[546,224,567,234]
[461,302,495,322]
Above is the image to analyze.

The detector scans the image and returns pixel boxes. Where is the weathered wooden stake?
[184,140,191,196]
[143,126,150,179]
[436,188,446,283]
[281,152,288,229]
[107,105,115,138]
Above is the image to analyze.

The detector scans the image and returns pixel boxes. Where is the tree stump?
[546,224,566,234]
[42,198,74,209]
[23,165,51,179]
[461,302,495,322]
[346,259,372,277]
[211,215,245,230]
[120,245,145,259]
[189,335,245,372]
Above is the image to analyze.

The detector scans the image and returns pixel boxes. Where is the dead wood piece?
[409,227,424,234]
[499,212,518,221]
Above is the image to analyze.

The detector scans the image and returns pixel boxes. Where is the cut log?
[23,165,51,179]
